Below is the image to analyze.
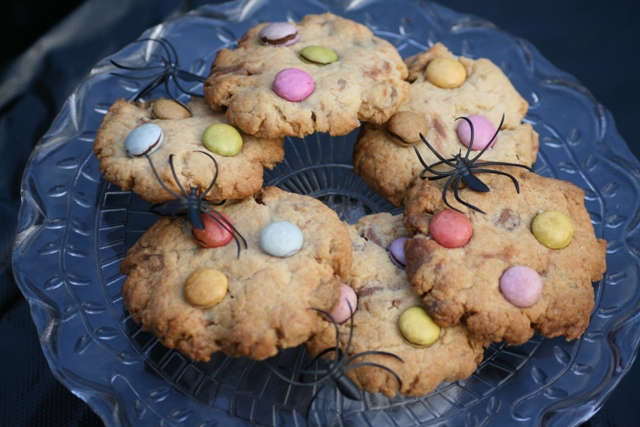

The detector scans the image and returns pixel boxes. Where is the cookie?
[203,13,409,139]
[305,213,487,398]
[94,97,285,204]
[353,43,539,207]
[402,166,607,345]
[120,186,352,361]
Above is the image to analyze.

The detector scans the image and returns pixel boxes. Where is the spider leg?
[201,206,248,257]
[345,350,403,365]
[343,361,403,389]
[468,114,505,164]
[467,168,522,193]
[176,68,206,83]
[470,161,533,172]
[452,174,486,214]
[455,116,475,162]
[109,60,166,73]
[149,200,187,217]
[135,73,168,101]
[193,151,219,199]
[413,147,454,180]
[265,363,329,387]
[167,154,190,197]
[145,154,184,200]
[419,133,457,167]
[440,174,462,213]
[173,74,205,98]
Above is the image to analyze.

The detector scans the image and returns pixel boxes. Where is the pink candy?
[330,283,358,324]
[389,237,408,269]
[499,265,543,308]
[259,22,299,46]
[429,209,473,248]
[272,68,314,102]
[456,115,498,150]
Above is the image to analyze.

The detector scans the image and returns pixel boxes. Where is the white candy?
[125,123,164,157]
[259,221,304,258]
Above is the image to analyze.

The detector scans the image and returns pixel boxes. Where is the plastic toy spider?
[110,37,205,106]
[146,150,247,257]
[268,304,403,423]
[414,115,533,214]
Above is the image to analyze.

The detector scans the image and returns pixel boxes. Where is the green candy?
[300,45,338,65]
[202,123,243,157]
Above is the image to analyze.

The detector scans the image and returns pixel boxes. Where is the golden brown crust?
[121,186,352,361]
[94,97,285,204]
[403,167,607,344]
[204,13,409,138]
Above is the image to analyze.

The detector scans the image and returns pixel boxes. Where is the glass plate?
[12,0,640,426]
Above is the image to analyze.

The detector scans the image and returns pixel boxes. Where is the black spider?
[268,304,403,423]
[145,150,247,257]
[110,37,205,106]
[413,114,533,214]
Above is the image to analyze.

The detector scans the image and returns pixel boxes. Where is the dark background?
[1,1,638,426]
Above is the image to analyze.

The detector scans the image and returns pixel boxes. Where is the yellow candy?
[425,57,467,89]
[531,210,574,249]
[183,268,228,307]
[398,306,441,347]
[202,123,243,156]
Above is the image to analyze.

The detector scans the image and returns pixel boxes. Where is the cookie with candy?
[402,165,607,345]
[305,212,487,398]
[353,42,539,207]
[120,186,352,361]
[203,12,409,138]
[94,97,285,204]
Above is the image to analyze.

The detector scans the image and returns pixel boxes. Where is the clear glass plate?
[12,0,640,426]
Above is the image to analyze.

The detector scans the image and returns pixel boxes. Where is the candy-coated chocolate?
[300,45,338,65]
[152,99,192,120]
[192,212,234,248]
[330,283,358,324]
[389,237,409,269]
[429,209,473,248]
[125,123,163,157]
[259,22,299,46]
[425,57,467,89]
[202,123,243,157]
[387,111,428,147]
[259,220,304,257]
[499,265,543,308]
[272,68,314,102]
[456,115,497,150]
[184,268,228,307]
[398,306,441,347]
[531,210,574,249]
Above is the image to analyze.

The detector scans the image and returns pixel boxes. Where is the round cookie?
[203,13,409,139]
[94,97,285,204]
[120,186,352,361]
[305,213,487,398]
[353,43,539,207]
[402,166,607,345]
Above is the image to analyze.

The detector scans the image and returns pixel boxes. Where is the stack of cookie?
[93,12,607,400]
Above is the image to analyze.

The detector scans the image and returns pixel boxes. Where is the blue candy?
[259,221,304,258]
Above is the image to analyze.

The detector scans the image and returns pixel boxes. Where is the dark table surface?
[1,1,639,426]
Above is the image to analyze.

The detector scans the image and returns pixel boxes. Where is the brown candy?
[387,111,428,147]
[152,99,192,120]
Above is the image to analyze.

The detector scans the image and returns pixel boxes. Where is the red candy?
[429,209,473,248]
[192,213,234,248]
